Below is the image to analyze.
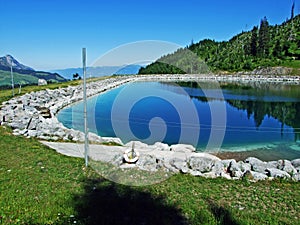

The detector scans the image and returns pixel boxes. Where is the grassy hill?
[0,55,67,88]
[0,70,38,87]
[0,69,67,88]
[139,15,300,74]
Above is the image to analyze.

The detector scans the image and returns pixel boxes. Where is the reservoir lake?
[57,81,300,160]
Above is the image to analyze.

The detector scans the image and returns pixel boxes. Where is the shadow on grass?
[70,178,188,225]
[206,198,240,225]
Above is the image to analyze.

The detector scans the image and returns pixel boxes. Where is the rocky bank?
[1,74,300,181]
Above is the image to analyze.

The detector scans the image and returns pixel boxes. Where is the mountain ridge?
[0,55,67,88]
[52,64,143,80]
[0,55,34,71]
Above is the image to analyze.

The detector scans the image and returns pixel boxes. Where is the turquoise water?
[57,81,300,157]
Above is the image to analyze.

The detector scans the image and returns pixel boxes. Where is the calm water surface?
[57,81,300,160]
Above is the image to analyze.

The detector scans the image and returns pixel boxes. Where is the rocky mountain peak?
[0,55,34,71]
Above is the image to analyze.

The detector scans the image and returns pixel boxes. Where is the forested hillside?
[139,15,300,74]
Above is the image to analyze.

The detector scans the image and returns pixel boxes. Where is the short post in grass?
[124,141,139,163]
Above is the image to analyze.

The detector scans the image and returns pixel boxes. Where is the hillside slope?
[139,15,300,74]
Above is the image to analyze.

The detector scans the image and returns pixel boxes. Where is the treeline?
[139,14,300,74]
[227,99,300,141]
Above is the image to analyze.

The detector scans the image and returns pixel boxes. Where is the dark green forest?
[139,14,300,74]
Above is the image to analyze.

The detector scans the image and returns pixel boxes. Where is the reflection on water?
[57,81,300,160]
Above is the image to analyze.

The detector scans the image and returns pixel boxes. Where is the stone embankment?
[1,74,300,181]
[0,76,133,143]
[104,141,300,182]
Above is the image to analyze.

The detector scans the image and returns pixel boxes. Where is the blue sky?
[0,0,299,70]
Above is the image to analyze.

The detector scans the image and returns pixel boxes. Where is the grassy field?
[0,70,38,87]
[0,80,300,224]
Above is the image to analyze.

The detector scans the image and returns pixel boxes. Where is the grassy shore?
[0,79,299,224]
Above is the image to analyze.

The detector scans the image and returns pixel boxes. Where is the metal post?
[82,48,89,167]
[10,61,14,97]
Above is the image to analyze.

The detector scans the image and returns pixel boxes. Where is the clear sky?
[0,0,299,70]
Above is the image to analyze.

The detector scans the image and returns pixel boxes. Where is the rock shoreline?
[42,140,300,182]
[1,74,300,181]
[109,141,300,182]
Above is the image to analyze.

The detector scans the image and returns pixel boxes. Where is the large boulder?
[266,168,291,179]
[153,142,170,151]
[276,160,297,175]
[291,159,300,168]
[266,161,278,169]
[292,173,300,181]
[250,171,268,181]
[228,160,243,178]
[169,158,188,172]
[170,144,195,153]
[188,153,220,173]
[245,157,267,173]
[211,161,226,176]
[239,161,252,172]
[110,153,124,167]
[136,155,158,172]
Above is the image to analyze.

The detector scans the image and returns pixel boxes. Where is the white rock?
[266,168,291,179]
[220,172,232,180]
[188,154,220,173]
[169,158,187,171]
[291,159,300,168]
[276,160,297,175]
[170,144,195,153]
[102,137,123,145]
[250,171,268,181]
[153,142,170,151]
[202,171,218,178]
[292,173,300,181]
[189,170,202,176]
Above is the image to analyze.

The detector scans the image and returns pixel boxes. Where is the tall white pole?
[82,48,89,167]
[10,61,14,97]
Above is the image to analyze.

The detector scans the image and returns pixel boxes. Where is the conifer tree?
[258,17,270,57]
[291,0,295,19]
[250,26,258,56]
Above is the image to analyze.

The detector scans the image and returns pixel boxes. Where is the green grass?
[280,59,300,69]
[0,70,38,87]
[0,79,300,224]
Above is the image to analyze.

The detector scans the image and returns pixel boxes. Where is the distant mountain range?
[0,55,67,88]
[52,64,143,80]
